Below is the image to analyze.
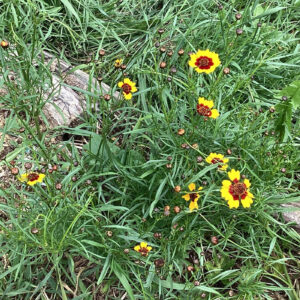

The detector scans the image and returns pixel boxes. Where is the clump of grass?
[0,0,299,299]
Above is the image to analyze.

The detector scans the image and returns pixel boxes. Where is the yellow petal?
[228,199,239,209]
[219,164,228,171]
[134,245,140,252]
[124,93,132,100]
[189,200,198,211]
[241,196,253,208]
[140,242,147,248]
[18,173,28,182]
[206,100,214,109]
[146,246,152,251]
[37,174,45,182]
[124,78,131,84]
[188,183,196,191]
[118,81,124,88]
[222,180,231,188]
[131,86,137,93]
[244,179,251,188]
[198,186,203,191]
[210,109,219,119]
[182,194,190,201]
[228,169,240,182]
[198,97,206,105]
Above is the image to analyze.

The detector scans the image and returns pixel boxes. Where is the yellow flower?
[117,78,138,100]
[114,59,123,68]
[206,153,229,171]
[18,172,45,186]
[220,169,254,209]
[188,49,221,74]
[197,97,219,119]
[182,183,203,211]
[134,242,152,256]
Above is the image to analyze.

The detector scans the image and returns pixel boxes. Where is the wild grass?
[0,0,299,299]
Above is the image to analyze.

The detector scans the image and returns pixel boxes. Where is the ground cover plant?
[0,0,300,299]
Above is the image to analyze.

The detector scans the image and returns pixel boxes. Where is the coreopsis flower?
[206,153,229,171]
[1,40,9,49]
[197,97,219,119]
[221,169,254,209]
[188,49,221,74]
[182,183,203,211]
[134,242,152,256]
[114,59,123,68]
[118,78,138,100]
[18,172,45,186]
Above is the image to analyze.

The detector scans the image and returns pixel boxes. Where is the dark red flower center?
[195,56,214,69]
[229,179,247,200]
[139,247,149,256]
[197,104,212,117]
[189,193,198,202]
[122,83,132,94]
[27,173,39,182]
[211,158,224,168]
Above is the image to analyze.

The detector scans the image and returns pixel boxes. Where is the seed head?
[0,40,9,49]
[269,106,275,113]
[153,232,162,239]
[235,13,242,20]
[177,128,185,136]
[236,28,243,35]
[155,42,160,48]
[71,176,77,182]
[181,143,187,149]
[25,162,32,169]
[55,183,62,190]
[197,156,203,163]
[160,47,166,53]
[167,76,172,82]
[227,149,232,155]
[167,51,173,57]
[211,236,218,245]
[11,167,19,175]
[154,258,165,268]
[31,227,39,234]
[124,248,130,254]
[178,49,184,56]
[229,290,234,297]
[164,210,170,216]
[164,205,170,211]
[170,66,177,73]
[106,231,113,237]
[158,28,165,35]
[281,96,287,101]
[194,280,200,286]
[160,61,167,68]
[281,168,286,173]
[174,186,181,193]
[192,143,198,149]
[257,22,262,27]
[187,265,194,272]
[121,64,127,70]
[104,94,111,101]
[223,67,230,74]
[99,49,105,56]
[174,206,181,213]
[201,293,206,298]
[166,163,172,169]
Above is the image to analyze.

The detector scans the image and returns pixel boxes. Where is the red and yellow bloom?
[134,242,152,256]
[206,153,229,171]
[114,59,123,68]
[182,183,203,211]
[118,78,138,100]
[197,97,219,119]
[188,49,221,74]
[221,169,254,209]
[18,172,45,186]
